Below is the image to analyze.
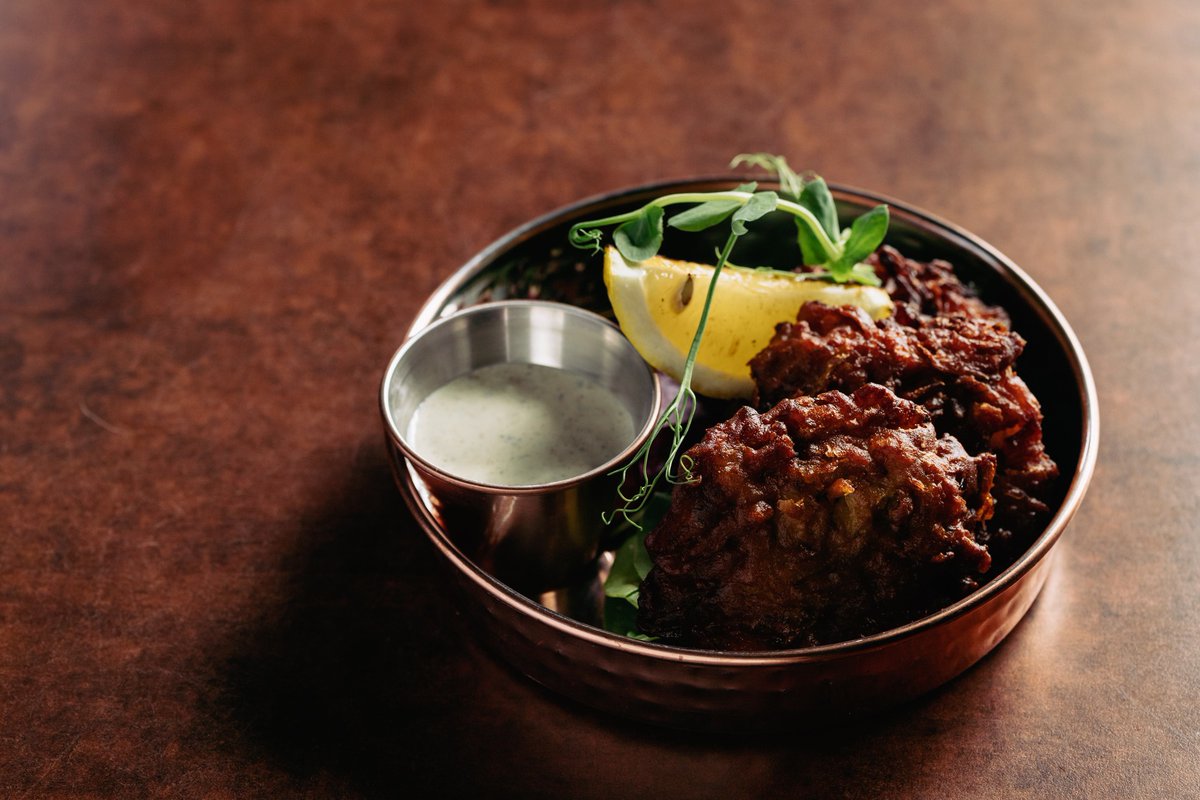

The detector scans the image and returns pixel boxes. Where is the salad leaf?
[800,177,839,239]
[603,597,655,640]
[668,182,757,232]
[613,205,664,262]
[730,190,778,235]
[604,530,652,604]
[795,178,840,265]
[832,204,889,279]
[730,153,804,199]
[603,490,670,639]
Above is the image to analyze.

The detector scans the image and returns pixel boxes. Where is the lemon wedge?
[604,246,893,399]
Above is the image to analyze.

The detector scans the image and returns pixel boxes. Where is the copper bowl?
[380,178,1099,731]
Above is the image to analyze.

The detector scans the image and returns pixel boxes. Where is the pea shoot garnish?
[571,154,890,527]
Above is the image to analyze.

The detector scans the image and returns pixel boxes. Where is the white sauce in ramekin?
[406,362,636,486]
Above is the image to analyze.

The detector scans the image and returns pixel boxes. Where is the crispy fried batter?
[750,302,1057,539]
[748,303,1060,542]
[638,385,997,650]
[635,249,1058,649]
[751,302,1021,409]
[869,245,1010,326]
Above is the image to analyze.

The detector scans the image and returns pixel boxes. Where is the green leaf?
[602,518,659,640]
[603,596,639,634]
[799,178,839,240]
[604,484,672,633]
[667,183,757,232]
[603,596,655,640]
[604,530,648,604]
[731,153,804,199]
[730,191,778,235]
[669,201,739,232]
[837,204,889,268]
[613,205,664,262]
[633,535,657,584]
[794,180,839,265]
[796,222,827,266]
[848,262,883,286]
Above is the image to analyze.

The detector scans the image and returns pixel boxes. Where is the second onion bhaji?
[749,302,1057,541]
[869,245,1011,326]
[638,385,997,650]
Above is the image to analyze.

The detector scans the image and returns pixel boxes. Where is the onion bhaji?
[634,247,1060,650]
[869,245,1011,326]
[749,302,1057,541]
[638,385,997,650]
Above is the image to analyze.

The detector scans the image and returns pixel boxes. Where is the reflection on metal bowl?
[379,178,1099,731]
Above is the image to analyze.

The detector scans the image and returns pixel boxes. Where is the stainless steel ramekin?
[380,300,660,595]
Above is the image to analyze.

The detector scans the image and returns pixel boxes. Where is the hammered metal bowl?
[380,178,1099,731]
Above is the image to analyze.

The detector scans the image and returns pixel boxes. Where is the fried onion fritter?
[638,385,997,650]
[749,302,1057,539]
[868,245,1010,326]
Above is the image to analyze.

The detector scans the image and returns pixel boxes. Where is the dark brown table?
[3,1,1197,797]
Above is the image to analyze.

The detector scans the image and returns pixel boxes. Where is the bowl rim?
[386,176,1100,665]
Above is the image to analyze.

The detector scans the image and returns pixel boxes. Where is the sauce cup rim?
[379,299,662,495]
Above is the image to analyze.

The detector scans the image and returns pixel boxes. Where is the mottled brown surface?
[1,0,1197,797]
[640,385,996,649]
[751,300,1056,542]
